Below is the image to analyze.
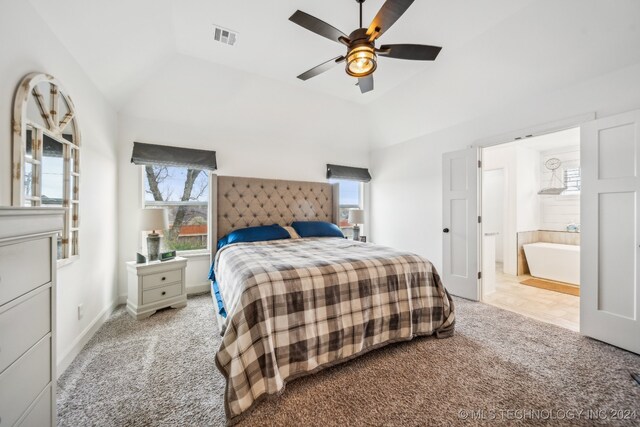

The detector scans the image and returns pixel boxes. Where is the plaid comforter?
[214,238,455,423]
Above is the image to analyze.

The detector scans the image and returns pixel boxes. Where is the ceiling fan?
[289,0,442,94]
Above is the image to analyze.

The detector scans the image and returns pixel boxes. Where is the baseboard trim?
[57,297,120,378]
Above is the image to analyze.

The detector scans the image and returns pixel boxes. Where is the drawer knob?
[161,291,166,296]
[161,277,166,281]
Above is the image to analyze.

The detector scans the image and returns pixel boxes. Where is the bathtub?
[523,242,580,285]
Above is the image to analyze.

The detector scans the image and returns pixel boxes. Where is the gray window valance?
[131,142,217,171]
[326,164,371,182]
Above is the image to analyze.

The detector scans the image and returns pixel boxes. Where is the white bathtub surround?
[516,230,580,275]
[523,242,580,285]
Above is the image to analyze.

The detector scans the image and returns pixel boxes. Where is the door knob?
[443,228,450,233]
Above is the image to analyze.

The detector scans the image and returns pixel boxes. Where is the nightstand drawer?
[143,283,182,305]
[142,269,182,290]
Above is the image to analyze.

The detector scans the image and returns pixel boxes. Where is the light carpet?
[57,294,640,426]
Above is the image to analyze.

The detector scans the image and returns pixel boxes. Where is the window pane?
[70,147,75,175]
[335,180,361,207]
[338,207,352,228]
[26,85,49,130]
[26,127,34,159]
[71,231,79,256]
[24,161,34,200]
[329,179,362,227]
[563,168,581,195]
[41,134,64,206]
[143,165,209,252]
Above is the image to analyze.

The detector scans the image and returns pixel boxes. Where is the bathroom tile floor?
[483,263,580,332]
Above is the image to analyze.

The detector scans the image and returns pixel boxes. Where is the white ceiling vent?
[213,25,238,46]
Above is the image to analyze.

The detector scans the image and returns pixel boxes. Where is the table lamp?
[348,209,365,241]
[140,208,169,261]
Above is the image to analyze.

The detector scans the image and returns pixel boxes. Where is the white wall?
[516,146,541,232]
[482,169,504,262]
[481,144,518,275]
[0,1,119,373]
[116,53,372,297]
[117,114,370,297]
[540,146,581,231]
[370,61,640,276]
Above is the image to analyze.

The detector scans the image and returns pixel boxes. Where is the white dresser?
[0,207,63,427]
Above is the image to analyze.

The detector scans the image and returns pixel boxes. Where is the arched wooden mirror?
[12,73,81,260]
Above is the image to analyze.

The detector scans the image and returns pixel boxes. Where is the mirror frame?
[12,72,81,261]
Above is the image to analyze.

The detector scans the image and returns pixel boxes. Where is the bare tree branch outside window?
[144,165,208,251]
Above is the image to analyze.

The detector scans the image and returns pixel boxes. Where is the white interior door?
[581,110,640,354]
[442,147,480,300]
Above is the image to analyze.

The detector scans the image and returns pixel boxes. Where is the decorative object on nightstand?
[360,236,367,243]
[126,257,187,319]
[348,209,365,241]
[160,250,176,261]
[140,208,168,261]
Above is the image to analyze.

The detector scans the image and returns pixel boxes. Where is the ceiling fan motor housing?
[345,28,377,77]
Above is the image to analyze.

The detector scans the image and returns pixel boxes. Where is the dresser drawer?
[18,384,52,427]
[0,287,51,373]
[0,336,51,426]
[0,238,51,306]
[143,283,182,305]
[142,269,182,290]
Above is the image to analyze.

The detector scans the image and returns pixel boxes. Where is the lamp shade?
[348,209,365,225]
[140,208,169,232]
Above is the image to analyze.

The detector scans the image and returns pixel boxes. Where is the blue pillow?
[291,221,344,238]
[217,224,290,250]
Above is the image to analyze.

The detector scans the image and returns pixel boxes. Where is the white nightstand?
[126,257,188,319]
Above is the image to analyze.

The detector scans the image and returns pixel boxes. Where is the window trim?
[12,73,81,263]
[139,165,211,255]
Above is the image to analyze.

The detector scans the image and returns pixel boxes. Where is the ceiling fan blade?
[358,75,374,94]
[378,44,442,60]
[289,10,348,44]
[297,56,345,81]
[366,0,415,40]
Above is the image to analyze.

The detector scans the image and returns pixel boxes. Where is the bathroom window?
[563,168,581,195]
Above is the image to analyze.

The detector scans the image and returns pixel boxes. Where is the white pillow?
[283,226,301,239]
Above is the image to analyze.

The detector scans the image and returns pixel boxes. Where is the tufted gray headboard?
[211,175,339,246]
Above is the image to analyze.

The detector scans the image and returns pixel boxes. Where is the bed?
[209,176,455,423]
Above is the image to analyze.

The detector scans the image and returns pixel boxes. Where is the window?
[143,165,209,253]
[13,74,80,261]
[563,168,581,195]
[330,179,363,235]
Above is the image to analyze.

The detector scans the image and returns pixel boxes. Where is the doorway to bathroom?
[480,127,581,331]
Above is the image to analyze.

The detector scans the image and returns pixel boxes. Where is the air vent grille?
[213,25,238,46]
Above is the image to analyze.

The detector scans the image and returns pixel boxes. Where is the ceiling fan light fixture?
[346,45,377,77]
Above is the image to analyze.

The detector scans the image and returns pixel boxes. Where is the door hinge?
[478,160,482,168]
[478,216,482,223]
[478,271,482,280]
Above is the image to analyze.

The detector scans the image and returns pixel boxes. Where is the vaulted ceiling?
[28,0,640,149]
